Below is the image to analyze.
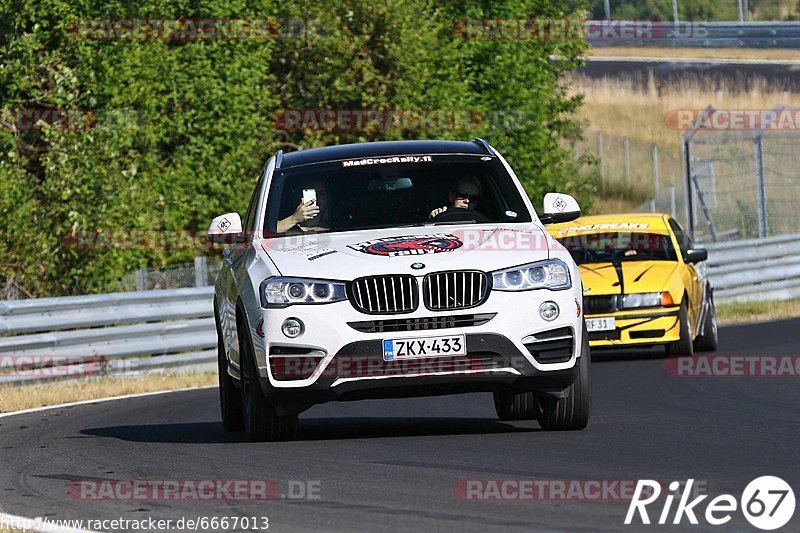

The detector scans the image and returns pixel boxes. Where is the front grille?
[423,270,490,311]
[524,327,574,364]
[349,275,418,314]
[583,295,618,315]
[347,313,496,333]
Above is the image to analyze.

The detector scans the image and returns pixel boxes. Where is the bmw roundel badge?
[411,262,425,270]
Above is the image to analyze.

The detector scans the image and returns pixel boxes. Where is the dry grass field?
[574,76,800,148]
[0,372,216,413]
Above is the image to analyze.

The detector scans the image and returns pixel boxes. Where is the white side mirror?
[540,193,581,224]
[207,212,243,244]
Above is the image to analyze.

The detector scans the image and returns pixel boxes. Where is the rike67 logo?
[626,477,795,530]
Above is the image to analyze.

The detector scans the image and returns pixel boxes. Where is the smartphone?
[302,188,317,206]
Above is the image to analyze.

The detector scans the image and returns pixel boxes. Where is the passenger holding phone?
[276,186,328,233]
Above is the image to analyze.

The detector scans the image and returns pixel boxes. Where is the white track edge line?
[0,386,215,419]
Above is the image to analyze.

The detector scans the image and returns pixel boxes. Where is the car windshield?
[558,232,678,264]
[263,154,532,235]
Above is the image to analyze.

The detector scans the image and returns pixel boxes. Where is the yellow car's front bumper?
[586,306,681,347]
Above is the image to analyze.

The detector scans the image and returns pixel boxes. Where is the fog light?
[539,301,559,321]
[281,318,304,338]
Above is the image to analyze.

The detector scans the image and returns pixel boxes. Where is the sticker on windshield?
[348,234,462,256]
[342,155,433,168]
[557,222,650,234]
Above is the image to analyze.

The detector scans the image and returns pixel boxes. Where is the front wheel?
[694,294,718,352]
[538,324,591,431]
[218,333,244,432]
[239,320,298,442]
[666,299,694,357]
[493,391,540,421]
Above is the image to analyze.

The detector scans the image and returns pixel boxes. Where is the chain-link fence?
[575,130,689,228]
[683,106,800,243]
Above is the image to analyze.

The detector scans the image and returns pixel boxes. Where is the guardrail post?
[194,256,208,287]
[753,133,768,238]
[135,269,147,292]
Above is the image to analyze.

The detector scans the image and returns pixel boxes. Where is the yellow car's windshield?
[558,232,678,264]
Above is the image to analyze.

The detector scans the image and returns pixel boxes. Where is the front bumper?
[260,333,580,414]
[250,287,585,411]
[586,306,681,347]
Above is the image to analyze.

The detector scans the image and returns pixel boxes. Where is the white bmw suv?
[208,139,590,441]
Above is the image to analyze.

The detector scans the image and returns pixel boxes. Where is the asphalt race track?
[1,319,799,532]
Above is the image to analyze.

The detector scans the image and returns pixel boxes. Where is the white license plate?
[383,334,467,361]
[586,317,616,332]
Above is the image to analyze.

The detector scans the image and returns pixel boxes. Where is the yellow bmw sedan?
[550,213,718,356]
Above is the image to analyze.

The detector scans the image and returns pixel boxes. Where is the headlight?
[492,259,571,291]
[260,277,347,307]
[619,292,662,309]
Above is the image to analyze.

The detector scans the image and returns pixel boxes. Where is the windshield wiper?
[356,223,427,231]
[430,220,477,226]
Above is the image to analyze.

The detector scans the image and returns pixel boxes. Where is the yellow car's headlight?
[619,292,664,309]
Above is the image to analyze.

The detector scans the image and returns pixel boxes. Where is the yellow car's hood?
[579,261,679,295]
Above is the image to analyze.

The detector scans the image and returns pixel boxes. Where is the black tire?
[239,317,298,442]
[218,330,244,432]
[666,299,694,357]
[493,391,540,421]
[538,324,591,431]
[694,293,719,352]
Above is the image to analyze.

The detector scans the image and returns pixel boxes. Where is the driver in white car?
[429,176,482,219]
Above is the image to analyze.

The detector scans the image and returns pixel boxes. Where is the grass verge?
[590,46,800,62]
[0,372,216,414]
[716,297,800,325]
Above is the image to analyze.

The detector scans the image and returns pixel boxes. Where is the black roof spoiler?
[471,138,494,156]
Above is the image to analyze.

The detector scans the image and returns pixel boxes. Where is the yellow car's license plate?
[586,317,616,332]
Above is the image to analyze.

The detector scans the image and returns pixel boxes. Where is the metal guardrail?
[706,233,800,303]
[0,287,215,384]
[1,236,797,384]
[587,21,800,48]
